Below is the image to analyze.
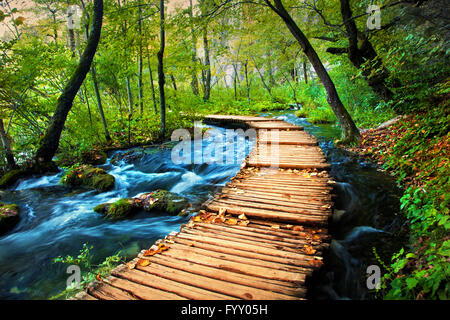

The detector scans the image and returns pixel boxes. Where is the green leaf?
[406,278,419,289]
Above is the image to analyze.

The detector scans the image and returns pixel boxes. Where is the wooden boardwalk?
[74,115,333,300]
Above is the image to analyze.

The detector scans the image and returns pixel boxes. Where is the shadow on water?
[0,124,253,300]
[262,111,408,300]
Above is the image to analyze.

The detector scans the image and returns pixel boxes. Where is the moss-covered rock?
[0,202,20,235]
[136,189,189,215]
[61,164,115,192]
[0,169,25,189]
[93,199,138,219]
[93,190,189,220]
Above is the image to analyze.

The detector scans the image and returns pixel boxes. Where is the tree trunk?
[338,0,393,101]
[0,119,18,170]
[146,46,158,113]
[34,0,104,163]
[267,0,360,143]
[158,0,166,139]
[303,58,308,84]
[202,20,211,101]
[189,0,199,96]
[137,0,144,114]
[126,76,133,115]
[251,55,272,97]
[244,60,250,104]
[91,64,111,142]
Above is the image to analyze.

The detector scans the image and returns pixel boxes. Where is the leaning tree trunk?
[267,0,360,143]
[157,0,166,139]
[0,119,18,170]
[338,0,393,101]
[34,0,103,163]
[146,46,158,114]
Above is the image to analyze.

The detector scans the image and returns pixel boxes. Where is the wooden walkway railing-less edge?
[73,115,334,301]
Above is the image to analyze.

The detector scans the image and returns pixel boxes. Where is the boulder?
[94,199,137,219]
[61,164,115,192]
[135,189,189,216]
[0,203,20,235]
[93,189,189,219]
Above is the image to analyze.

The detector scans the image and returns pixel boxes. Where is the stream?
[0,112,406,300]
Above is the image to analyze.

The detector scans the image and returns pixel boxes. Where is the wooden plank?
[208,198,331,217]
[87,280,138,300]
[158,241,311,274]
[167,233,317,268]
[173,231,318,265]
[206,202,328,225]
[112,264,236,300]
[137,255,304,299]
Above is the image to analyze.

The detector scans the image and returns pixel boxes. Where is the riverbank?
[342,110,449,300]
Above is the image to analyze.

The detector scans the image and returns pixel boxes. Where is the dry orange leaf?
[96,273,102,281]
[137,259,150,267]
[293,226,304,231]
[225,218,238,225]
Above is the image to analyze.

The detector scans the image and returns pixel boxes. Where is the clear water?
[0,113,406,300]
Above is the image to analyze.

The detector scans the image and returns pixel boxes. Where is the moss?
[93,199,137,219]
[0,169,25,189]
[93,203,110,214]
[140,189,189,215]
[61,165,115,192]
[0,202,20,234]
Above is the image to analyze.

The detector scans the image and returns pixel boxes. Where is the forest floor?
[341,109,449,299]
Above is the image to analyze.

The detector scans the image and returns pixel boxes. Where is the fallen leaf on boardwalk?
[188,243,194,247]
[225,218,238,225]
[193,215,203,222]
[238,213,248,220]
[238,220,249,226]
[126,261,136,270]
[143,249,157,256]
[218,208,227,216]
[313,235,320,240]
[293,226,304,231]
[157,244,170,252]
[137,259,150,267]
[303,245,317,255]
[96,273,102,281]
[285,224,293,229]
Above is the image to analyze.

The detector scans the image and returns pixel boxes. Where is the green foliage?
[51,243,123,300]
